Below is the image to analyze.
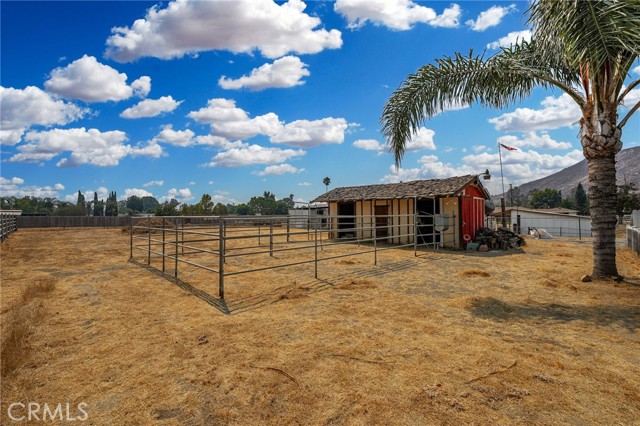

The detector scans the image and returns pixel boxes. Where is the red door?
[461,196,484,247]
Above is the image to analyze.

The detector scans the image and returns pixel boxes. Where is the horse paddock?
[1,227,639,425]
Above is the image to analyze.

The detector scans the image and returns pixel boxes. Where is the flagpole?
[498,143,506,227]
[498,143,506,197]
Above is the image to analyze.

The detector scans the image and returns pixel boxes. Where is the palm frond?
[529,0,640,74]
[380,43,581,165]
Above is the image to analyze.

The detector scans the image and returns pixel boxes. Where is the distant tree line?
[507,182,640,217]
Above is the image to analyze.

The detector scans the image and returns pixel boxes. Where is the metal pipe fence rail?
[486,215,592,240]
[129,213,457,300]
[1,214,18,241]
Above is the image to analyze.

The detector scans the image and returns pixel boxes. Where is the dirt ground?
[1,227,639,425]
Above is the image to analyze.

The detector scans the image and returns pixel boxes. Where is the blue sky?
[1,0,639,206]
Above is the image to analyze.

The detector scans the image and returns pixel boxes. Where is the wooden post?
[269,221,273,257]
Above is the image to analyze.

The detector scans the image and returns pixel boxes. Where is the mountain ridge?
[512,146,640,197]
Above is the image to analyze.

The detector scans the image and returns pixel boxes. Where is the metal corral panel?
[510,209,592,238]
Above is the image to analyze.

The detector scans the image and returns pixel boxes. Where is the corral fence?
[1,214,18,241]
[627,210,640,256]
[129,213,456,299]
[486,214,592,239]
[17,215,131,228]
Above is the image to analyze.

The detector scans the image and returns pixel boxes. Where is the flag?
[500,143,517,151]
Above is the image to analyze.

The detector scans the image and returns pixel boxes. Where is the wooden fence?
[17,216,131,228]
[1,214,18,241]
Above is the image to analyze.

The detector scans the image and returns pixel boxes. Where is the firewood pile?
[473,227,526,250]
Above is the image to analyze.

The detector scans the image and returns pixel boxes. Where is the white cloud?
[152,125,195,147]
[497,132,572,150]
[270,117,348,147]
[188,98,282,140]
[254,163,305,176]
[334,0,461,30]
[8,127,160,167]
[466,4,515,31]
[165,187,193,202]
[353,139,384,151]
[0,177,66,198]
[489,93,581,131]
[123,188,154,199]
[621,87,640,107]
[194,135,248,150]
[44,55,151,102]
[460,148,584,190]
[298,181,311,186]
[120,96,182,119]
[472,145,488,153]
[219,56,310,91]
[381,147,584,192]
[188,98,349,147]
[487,30,532,49]
[206,144,304,167]
[405,127,436,151]
[0,86,87,145]
[143,180,164,187]
[105,0,342,62]
[131,76,151,98]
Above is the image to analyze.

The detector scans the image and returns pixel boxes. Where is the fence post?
[174,218,179,278]
[147,217,151,265]
[269,221,274,257]
[181,220,185,254]
[219,218,225,299]
[414,198,418,256]
[129,217,133,260]
[314,224,318,279]
[162,219,166,273]
[373,214,377,266]
[578,217,582,240]
[287,219,290,243]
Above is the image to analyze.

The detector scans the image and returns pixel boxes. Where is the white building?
[510,207,591,238]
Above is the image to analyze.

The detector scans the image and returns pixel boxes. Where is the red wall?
[460,186,486,247]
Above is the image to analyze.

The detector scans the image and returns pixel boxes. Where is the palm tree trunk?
[583,120,621,279]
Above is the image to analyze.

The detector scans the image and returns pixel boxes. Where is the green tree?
[76,191,86,209]
[322,177,331,193]
[93,192,103,216]
[141,196,159,213]
[155,199,179,216]
[530,188,563,209]
[212,202,228,215]
[235,203,254,215]
[105,191,118,216]
[197,194,214,215]
[616,183,640,217]
[126,195,143,213]
[575,183,589,216]
[381,1,640,279]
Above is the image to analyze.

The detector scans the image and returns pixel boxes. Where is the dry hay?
[459,269,491,277]
[1,228,639,425]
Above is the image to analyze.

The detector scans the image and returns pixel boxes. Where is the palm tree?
[323,177,331,193]
[381,0,639,280]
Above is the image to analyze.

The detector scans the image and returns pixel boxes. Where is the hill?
[514,146,640,197]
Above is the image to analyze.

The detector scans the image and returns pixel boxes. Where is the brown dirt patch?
[1,228,639,425]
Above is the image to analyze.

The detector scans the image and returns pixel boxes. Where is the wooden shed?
[311,175,490,248]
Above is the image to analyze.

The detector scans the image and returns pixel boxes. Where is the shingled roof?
[312,175,489,202]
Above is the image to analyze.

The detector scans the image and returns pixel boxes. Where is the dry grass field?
[1,227,639,425]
